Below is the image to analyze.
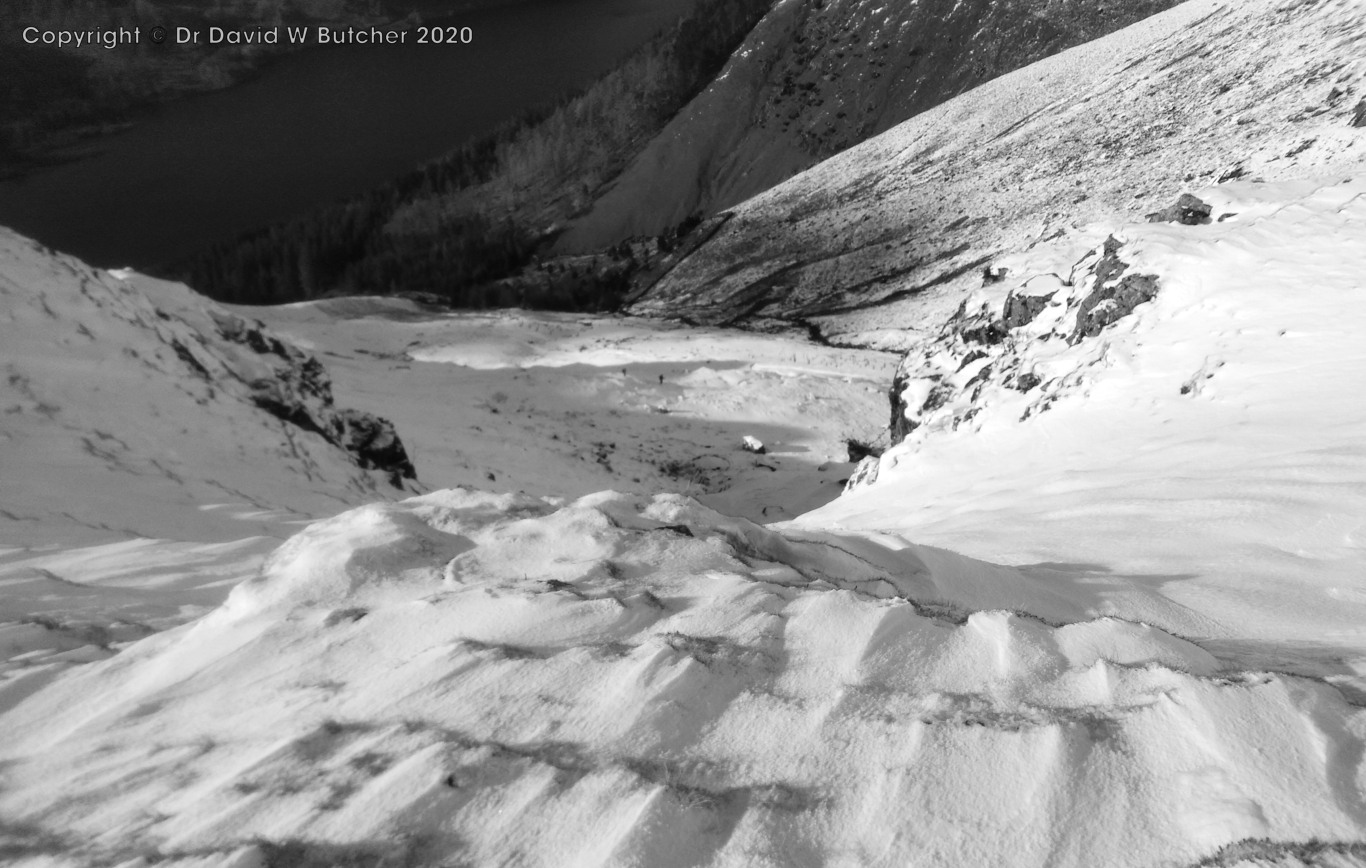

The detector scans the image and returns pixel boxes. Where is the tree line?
[167,0,773,309]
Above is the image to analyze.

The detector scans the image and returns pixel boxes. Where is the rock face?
[1068,236,1161,343]
[211,312,417,485]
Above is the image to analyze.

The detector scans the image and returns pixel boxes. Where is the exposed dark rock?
[1014,372,1042,392]
[211,312,417,487]
[846,438,884,463]
[889,368,919,444]
[965,364,993,390]
[1071,272,1160,343]
[1002,289,1056,328]
[955,348,988,371]
[844,455,880,491]
[1085,236,1130,290]
[957,309,1009,345]
[1145,193,1212,225]
[1353,99,1366,128]
[982,265,1009,284]
[330,410,417,485]
[170,339,212,382]
[1217,164,1248,183]
[921,382,954,415]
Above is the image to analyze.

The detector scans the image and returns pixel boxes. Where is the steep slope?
[178,0,1184,307]
[631,0,1366,344]
[812,172,1366,660]
[5,173,1366,868]
[0,228,417,551]
[175,0,774,307]
[554,0,1184,251]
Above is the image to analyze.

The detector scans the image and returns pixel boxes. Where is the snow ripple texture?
[2,486,1364,867]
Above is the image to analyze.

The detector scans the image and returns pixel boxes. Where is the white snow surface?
[6,175,1366,866]
[6,3,1366,864]
[0,230,409,550]
[232,302,897,525]
[817,175,1366,660]
[4,486,1360,868]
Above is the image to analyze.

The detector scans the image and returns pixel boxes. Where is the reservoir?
[0,0,694,271]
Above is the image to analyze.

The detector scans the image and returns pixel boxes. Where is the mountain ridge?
[174,0,1188,309]
[629,0,1366,347]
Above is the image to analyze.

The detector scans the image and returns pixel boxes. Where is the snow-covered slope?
[554,0,1183,252]
[0,229,422,683]
[6,173,1366,866]
[6,3,1366,865]
[0,228,416,551]
[631,0,1366,344]
[813,172,1366,667]
[0,259,895,733]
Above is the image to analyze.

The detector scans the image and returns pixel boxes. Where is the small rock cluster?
[885,234,1164,447]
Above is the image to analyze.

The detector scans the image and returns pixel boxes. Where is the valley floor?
[0,304,896,704]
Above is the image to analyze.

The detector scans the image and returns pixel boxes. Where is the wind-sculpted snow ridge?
[3,487,1365,867]
[631,0,1366,345]
[0,228,418,548]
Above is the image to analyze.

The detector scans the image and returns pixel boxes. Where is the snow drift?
[4,487,1363,867]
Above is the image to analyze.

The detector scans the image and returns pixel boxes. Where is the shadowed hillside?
[170,0,773,308]
[172,0,1185,310]
[553,0,1186,251]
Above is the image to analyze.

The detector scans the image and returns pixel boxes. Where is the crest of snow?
[6,487,1362,866]
[818,174,1366,661]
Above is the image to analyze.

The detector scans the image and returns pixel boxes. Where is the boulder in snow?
[1145,193,1212,225]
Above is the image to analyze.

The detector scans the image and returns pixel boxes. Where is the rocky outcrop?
[1072,273,1160,343]
[1068,237,1160,343]
[209,311,417,486]
[885,233,1162,446]
[1145,193,1213,225]
[1002,288,1056,329]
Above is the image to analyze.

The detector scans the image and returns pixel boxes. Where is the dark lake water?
[0,0,693,270]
